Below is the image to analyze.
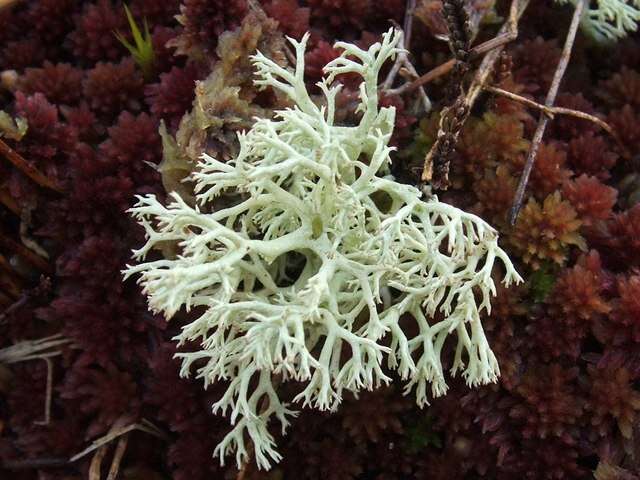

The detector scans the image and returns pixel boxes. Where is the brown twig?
[89,445,108,480]
[0,187,20,215]
[508,0,585,225]
[105,435,129,480]
[383,0,417,89]
[70,419,168,463]
[0,255,23,299]
[33,357,54,426]
[0,230,51,273]
[0,0,21,11]
[486,85,620,141]
[0,138,63,193]
[382,0,432,112]
[1,458,68,470]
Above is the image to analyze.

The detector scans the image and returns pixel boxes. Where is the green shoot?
[114,4,155,81]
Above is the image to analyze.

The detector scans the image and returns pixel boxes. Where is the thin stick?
[0,0,21,10]
[106,435,129,480]
[382,0,431,112]
[0,188,20,215]
[383,0,417,88]
[70,419,168,462]
[0,231,51,273]
[33,357,53,426]
[486,86,619,139]
[508,0,585,225]
[0,139,63,193]
[89,445,108,480]
[1,458,68,469]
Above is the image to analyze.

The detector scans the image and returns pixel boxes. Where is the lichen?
[124,29,522,469]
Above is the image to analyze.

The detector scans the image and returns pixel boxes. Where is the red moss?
[587,365,640,438]
[510,192,586,269]
[490,76,533,121]
[14,92,78,179]
[340,387,408,443]
[472,165,518,224]
[145,342,204,431]
[512,37,561,95]
[563,175,618,225]
[305,41,341,83]
[599,67,640,108]
[529,252,611,358]
[458,112,529,178]
[145,65,198,128]
[608,105,640,155]
[609,274,640,344]
[151,25,181,74]
[509,142,572,199]
[130,0,181,25]
[551,93,600,140]
[61,103,102,142]
[51,288,149,366]
[14,417,85,459]
[509,364,582,443]
[501,438,584,480]
[307,0,372,29]
[168,426,224,480]
[307,0,403,29]
[173,0,248,58]
[567,132,618,180]
[597,205,640,268]
[1,38,47,71]
[20,62,84,106]
[83,59,145,118]
[99,112,161,186]
[26,0,76,45]
[264,0,311,39]
[553,250,611,321]
[68,0,127,63]
[60,362,140,437]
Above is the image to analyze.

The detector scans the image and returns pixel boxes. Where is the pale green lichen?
[557,0,640,41]
[124,29,522,470]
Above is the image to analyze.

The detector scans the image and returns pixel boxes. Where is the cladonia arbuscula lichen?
[124,29,523,470]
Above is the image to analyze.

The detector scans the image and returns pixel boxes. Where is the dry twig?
[486,85,620,141]
[0,334,71,425]
[1,457,68,470]
[508,0,585,225]
[0,138,63,193]
[0,230,51,273]
[383,0,432,112]
[70,419,168,463]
